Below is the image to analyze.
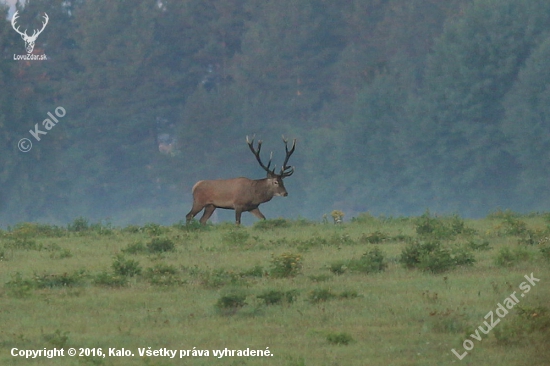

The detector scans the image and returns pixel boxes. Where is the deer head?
[12,11,49,54]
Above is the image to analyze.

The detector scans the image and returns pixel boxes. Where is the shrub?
[502,217,528,236]
[494,247,530,267]
[348,247,387,273]
[467,240,491,251]
[215,290,247,315]
[112,255,142,277]
[221,228,250,246]
[308,288,337,303]
[141,223,165,236]
[144,263,184,286]
[359,231,388,244]
[32,270,87,288]
[122,241,147,254]
[270,252,303,278]
[147,237,175,253]
[415,211,474,239]
[239,265,264,278]
[400,241,475,273]
[5,272,35,297]
[326,332,354,345]
[257,289,299,305]
[253,218,290,230]
[328,261,348,275]
[93,272,128,287]
[67,217,89,232]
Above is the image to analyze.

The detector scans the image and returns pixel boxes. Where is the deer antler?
[280,135,296,178]
[11,11,27,38]
[11,11,48,53]
[246,135,276,176]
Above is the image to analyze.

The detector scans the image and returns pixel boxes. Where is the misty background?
[1,0,550,226]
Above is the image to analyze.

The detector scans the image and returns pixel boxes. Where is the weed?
[215,290,247,315]
[270,252,303,278]
[112,255,142,277]
[239,265,264,278]
[221,228,250,246]
[348,246,387,273]
[467,240,491,251]
[328,261,348,275]
[326,332,354,345]
[308,288,337,303]
[253,218,290,230]
[174,219,210,232]
[68,217,90,232]
[308,274,332,282]
[494,247,530,267]
[427,308,468,333]
[257,289,299,305]
[4,237,41,250]
[144,263,184,286]
[33,270,87,288]
[42,329,69,348]
[122,241,147,254]
[400,241,475,273]
[200,269,245,288]
[5,272,35,298]
[502,216,528,236]
[359,231,388,244]
[93,272,128,287]
[331,210,345,224]
[147,237,175,253]
[141,223,165,236]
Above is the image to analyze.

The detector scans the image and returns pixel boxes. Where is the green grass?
[0,214,549,365]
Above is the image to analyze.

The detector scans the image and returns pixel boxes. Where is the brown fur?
[186,175,288,225]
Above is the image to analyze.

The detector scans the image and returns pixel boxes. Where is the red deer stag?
[186,136,296,225]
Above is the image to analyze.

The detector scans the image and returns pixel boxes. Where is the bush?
[144,263,184,286]
[270,252,303,278]
[93,272,128,287]
[67,217,89,232]
[257,289,299,305]
[326,332,354,345]
[5,272,35,297]
[494,247,530,267]
[147,237,175,253]
[215,290,247,315]
[359,231,388,244]
[348,247,387,273]
[112,255,142,277]
[221,228,250,246]
[308,288,337,303]
[253,218,290,230]
[415,211,474,239]
[400,241,475,273]
[32,270,87,288]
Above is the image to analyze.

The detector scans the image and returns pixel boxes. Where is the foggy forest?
[1,0,550,226]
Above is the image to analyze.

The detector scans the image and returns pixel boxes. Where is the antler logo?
[11,11,49,54]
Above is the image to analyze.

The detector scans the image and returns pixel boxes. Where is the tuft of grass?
[326,332,354,345]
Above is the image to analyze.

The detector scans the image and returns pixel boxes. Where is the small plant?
[400,241,475,273]
[494,247,530,267]
[328,261,348,275]
[141,223,165,236]
[308,288,337,303]
[253,218,290,230]
[502,217,528,236]
[270,252,303,278]
[144,263,184,286]
[147,237,175,253]
[122,241,147,254]
[257,289,299,305]
[222,228,250,246]
[5,272,35,297]
[32,270,87,288]
[42,329,69,349]
[467,240,491,251]
[67,217,89,232]
[239,265,264,278]
[215,290,247,315]
[326,332,354,345]
[348,247,387,273]
[199,269,245,288]
[359,231,388,244]
[93,271,128,287]
[112,254,142,277]
[331,210,345,224]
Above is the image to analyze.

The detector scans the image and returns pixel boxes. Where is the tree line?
[1,0,549,225]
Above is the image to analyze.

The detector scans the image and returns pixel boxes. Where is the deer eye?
[273,180,279,185]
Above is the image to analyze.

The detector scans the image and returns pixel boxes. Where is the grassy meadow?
[0,211,549,365]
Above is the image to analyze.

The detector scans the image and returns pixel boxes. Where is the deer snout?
[282,192,288,197]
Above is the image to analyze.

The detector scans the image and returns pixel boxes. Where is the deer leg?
[235,208,243,225]
[199,204,216,225]
[250,208,266,220]
[186,202,205,224]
